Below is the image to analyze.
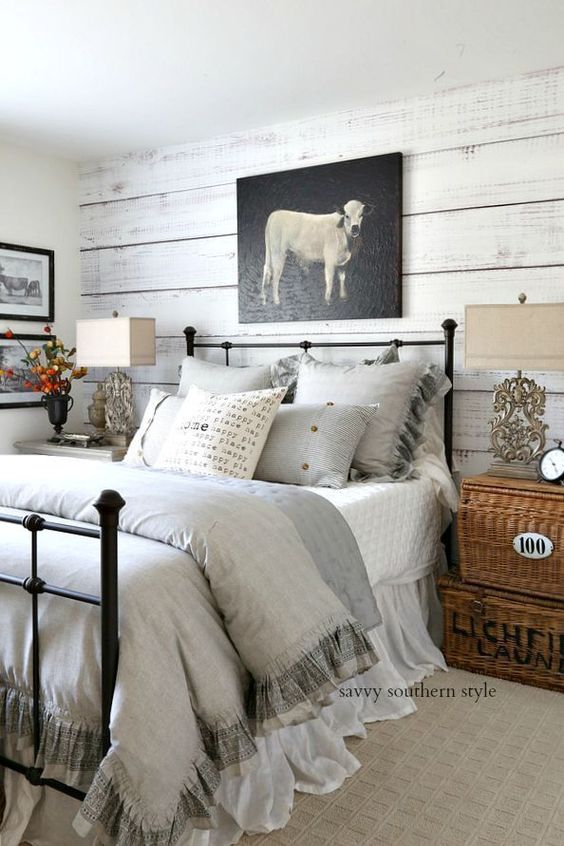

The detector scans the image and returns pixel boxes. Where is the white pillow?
[155,385,287,479]
[178,356,271,397]
[123,389,184,467]
[294,357,449,479]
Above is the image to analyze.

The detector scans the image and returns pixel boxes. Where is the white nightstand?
[14,439,127,462]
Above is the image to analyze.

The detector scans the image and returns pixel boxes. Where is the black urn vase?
[41,393,74,440]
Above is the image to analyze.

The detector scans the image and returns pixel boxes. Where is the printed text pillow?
[155,385,286,479]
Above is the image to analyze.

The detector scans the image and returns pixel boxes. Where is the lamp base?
[104,370,135,444]
[87,383,107,435]
[487,459,539,481]
[489,374,548,469]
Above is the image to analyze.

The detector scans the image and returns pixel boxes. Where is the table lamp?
[76,314,156,445]
[465,295,564,479]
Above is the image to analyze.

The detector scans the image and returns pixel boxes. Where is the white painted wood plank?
[404,199,564,274]
[80,184,235,250]
[80,67,564,203]
[405,132,564,214]
[81,235,237,294]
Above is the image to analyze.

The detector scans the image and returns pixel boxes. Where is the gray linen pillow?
[178,356,271,397]
[254,403,378,488]
[270,345,399,403]
[294,357,449,480]
[123,388,184,467]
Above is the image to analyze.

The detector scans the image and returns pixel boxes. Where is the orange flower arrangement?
[1,325,88,395]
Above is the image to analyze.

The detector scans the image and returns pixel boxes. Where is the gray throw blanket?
[0,456,379,845]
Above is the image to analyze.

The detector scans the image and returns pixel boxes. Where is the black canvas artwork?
[237,153,402,324]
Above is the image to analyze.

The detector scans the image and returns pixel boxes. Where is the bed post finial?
[184,326,197,357]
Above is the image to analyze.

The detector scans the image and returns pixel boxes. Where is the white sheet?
[309,452,457,586]
[310,474,441,585]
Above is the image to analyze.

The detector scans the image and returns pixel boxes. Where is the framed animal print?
[237,153,402,324]
[0,242,54,322]
[0,332,47,409]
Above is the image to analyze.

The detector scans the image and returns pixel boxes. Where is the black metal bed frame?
[0,318,457,808]
[183,319,457,473]
[0,489,124,801]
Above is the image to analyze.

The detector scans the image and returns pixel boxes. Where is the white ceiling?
[1,0,563,162]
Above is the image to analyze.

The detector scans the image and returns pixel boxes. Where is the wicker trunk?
[439,573,564,692]
[458,475,564,601]
[443,474,564,690]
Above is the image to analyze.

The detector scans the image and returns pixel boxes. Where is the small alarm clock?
[538,441,564,484]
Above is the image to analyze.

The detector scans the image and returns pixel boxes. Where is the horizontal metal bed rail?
[0,489,125,802]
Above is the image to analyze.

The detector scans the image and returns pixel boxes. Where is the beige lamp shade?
[76,317,156,367]
[465,303,564,372]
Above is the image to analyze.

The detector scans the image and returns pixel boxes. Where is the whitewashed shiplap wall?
[79,66,564,476]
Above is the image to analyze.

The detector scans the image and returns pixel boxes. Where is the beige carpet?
[240,669,564,846]
[3,670,564,846]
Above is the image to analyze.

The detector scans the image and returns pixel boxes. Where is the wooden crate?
[458,475,564,601]
[439,573,564,692]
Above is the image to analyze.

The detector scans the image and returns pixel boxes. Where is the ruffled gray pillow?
[294,357,449,480]
[270,344,399,403]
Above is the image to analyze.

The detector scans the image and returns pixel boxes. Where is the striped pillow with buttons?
[254,403,378,488]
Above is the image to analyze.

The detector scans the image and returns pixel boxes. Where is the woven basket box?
[458,475,564,601]
[439,574,564,692]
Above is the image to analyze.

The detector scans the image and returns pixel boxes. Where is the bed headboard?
[183,320,458,472]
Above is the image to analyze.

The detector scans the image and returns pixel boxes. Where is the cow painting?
[237,153,402,324]
[261,200,372,306]
[0,242,53,322]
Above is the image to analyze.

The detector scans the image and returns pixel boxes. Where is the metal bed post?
[95,489,125,755]
[0,488,124,800]
[442,318,458,568]
[441,318,457,474]
[184,325,196,357]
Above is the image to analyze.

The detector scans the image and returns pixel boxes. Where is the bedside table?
[439,473,564,692]
[14,439,127,462]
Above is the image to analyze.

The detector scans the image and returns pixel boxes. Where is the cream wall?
[0,141,81,452]
[79,66,564,476]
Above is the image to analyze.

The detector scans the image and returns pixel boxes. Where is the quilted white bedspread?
[311,455,458,586]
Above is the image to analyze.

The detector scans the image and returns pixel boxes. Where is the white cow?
[261,199,371,306]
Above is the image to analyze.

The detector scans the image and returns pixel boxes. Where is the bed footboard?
[0,489,124,802]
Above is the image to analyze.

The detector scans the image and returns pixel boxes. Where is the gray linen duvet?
[0,456,379,845]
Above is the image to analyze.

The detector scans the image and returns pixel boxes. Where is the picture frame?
[0,332,50,409]
[237,152,402,324]
[0,242,54,322]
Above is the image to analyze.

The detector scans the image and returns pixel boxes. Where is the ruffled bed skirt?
[1,573,445,846]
